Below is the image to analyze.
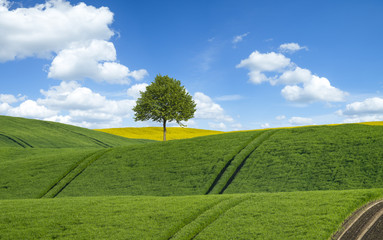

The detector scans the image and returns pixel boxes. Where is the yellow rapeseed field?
[95,127,224,141]
[359,121,383,126]
[96,121,383,141]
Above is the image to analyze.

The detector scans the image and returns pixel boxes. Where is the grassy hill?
[42,124,383,197]
[0,115,150,148]
[1,189,382,239]
[2,115,383,239]
[95,126,224,141]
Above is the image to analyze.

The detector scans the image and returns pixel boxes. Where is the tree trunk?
[163,119,167,141]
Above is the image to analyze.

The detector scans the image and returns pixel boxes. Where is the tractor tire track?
[218,130,277,194]
[40,149,111,198]
[169,195,252,240]
[13,136,33,148]
[42,121,112,148]
[333,199,383,240]
[205,131,276,195]
[0,133,28,148]
[204,133,261,195]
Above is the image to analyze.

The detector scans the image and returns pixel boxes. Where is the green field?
[1,189,382,239]
[1,115,383,239]
[0,115,150,148]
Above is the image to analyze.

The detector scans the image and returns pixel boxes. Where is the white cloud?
[0,94,25,104]
[8,100,57,118]
[0,81,137,128]
[343,115,383,123]
[208,122,227,130]
[289,116,313,126]
[0,0,114,62]
[341,97,383,115]
[194,92,234,122]
[215,94,242,101]
[277,67,312,85]
[236,51,291,84]
[0,102,11,113]
[127,83,148,99]
[237,50,347,104]
[0,94,17,104]
[0,0,148,84]
[126,69,149,81]
[281,75,348,103]
[233,32,249,44]
[337,97,383,123]
[48,40,147,84]
[276,115,286,120]
[279,43,308,53]
[38,81,107,110]
[261,123,270,128]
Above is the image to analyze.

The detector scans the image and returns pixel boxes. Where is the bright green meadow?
[1,115,383,239]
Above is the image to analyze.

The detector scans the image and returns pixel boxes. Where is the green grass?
[195,189,383,240]
[0,189,382,239]
[56,131,260,197]
[0,115,150,148]
[2,116,383,239]
[225,124,383,194]
[0,148,100,199]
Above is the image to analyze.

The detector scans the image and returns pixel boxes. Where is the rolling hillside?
[0,115,150,148]
[45,124,383,197]
[1,115,383,239]
[1,189,382,239]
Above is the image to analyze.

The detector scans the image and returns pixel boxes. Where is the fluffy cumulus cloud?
[237,48,347,103]
[281,75,348,103]
[0,0,147,84]
[193,92,234,122]
[48,40,147,84]
[337,97,383,123]
[0,94,17,104]
[279,43,308,53]
[0,0,113,61]
[236,51,291,84]
[8,100,57,118]
[289,116,313,126]
[127,83,149,99]
[1,81,137,128]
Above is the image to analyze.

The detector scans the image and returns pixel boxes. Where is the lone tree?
[133,74,196,141]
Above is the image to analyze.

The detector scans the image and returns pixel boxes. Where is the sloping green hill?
[224,124,383,194]
[0,115,150,148]
[48,124,383,198]
[1,189,382,240]
[2,117,383,239]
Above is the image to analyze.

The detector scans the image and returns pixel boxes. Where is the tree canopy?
[133,74,196,141]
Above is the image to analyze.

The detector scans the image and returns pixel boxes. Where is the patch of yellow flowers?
[95,127,223,141]
[96,121,383,141]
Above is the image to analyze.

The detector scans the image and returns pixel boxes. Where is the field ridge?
[40,149,111,198]
[207,130,277,194]
[169,195,252,239]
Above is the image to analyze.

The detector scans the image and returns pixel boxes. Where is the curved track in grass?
[334,199,383,240]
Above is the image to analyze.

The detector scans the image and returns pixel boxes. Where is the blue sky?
[1,0,383,130]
